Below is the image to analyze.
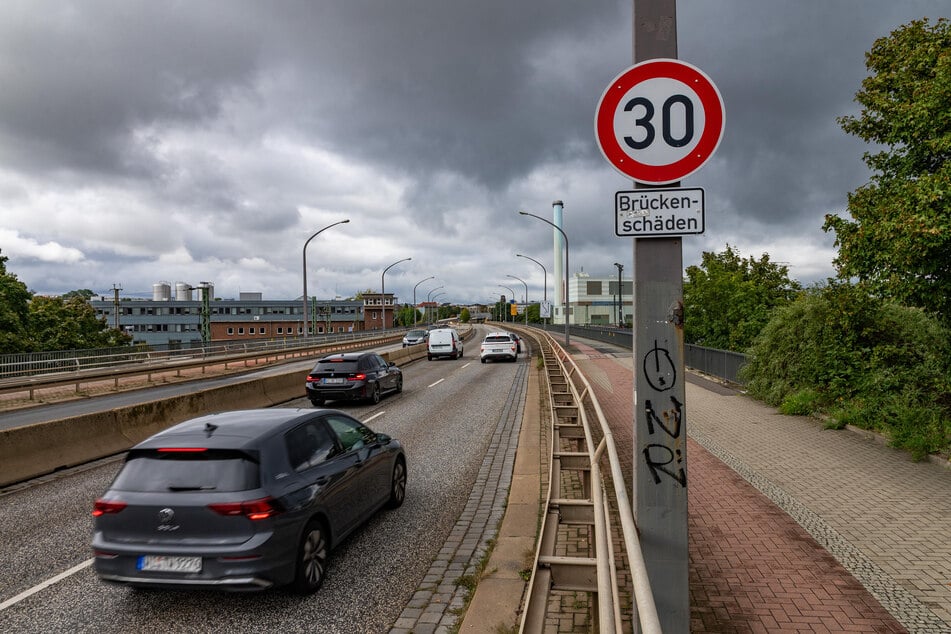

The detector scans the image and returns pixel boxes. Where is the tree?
[823,18,951,322]
[26,295,132,351]
[0,250,31,354]
[460,307,471,323]
[683,245,801,350]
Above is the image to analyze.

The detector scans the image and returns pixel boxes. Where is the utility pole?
[112,284,122,330]
[631,1,689,631]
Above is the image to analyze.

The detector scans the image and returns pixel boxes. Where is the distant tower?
[552,200,565,308]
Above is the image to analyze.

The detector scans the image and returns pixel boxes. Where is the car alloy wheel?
[386,459,407,509]
[396,377,403,393]
[294,520,328,594]
[370,383,381,404]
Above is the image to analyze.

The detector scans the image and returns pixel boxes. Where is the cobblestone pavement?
[571,339,951,634]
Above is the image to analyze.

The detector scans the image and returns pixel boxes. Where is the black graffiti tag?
[644,396,683,439]
[643,444,686,487]
[643,339,676,391]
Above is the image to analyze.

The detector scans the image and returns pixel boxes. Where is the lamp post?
[614,262,624,327]
[516,253,547,327]
[413,276,435,326]
[506,274,528,327]
[498,284,516,323]
[519,204,570,345]
[427,286,445,324]
[302,219,350,337]
[430,292,446,324]
[381,257,411,330]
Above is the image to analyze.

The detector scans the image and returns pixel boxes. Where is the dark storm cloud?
[1,1,947,299]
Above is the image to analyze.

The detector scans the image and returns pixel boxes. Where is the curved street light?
[498,284,516,323]
[413,276,435,326]
[427,285,445,324]
[518,204,569,344]
[302,219,350,337]
[430,291,446,324]
[381,257,412,330]
[506,274,528,326]
[516,253,547,326]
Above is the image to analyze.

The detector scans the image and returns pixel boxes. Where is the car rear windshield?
[484,336,512,343]
[313,360,360,373]
[111,449,260,492]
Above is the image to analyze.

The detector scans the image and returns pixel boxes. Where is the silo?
[175,282,193,301]
[152,281,171,301]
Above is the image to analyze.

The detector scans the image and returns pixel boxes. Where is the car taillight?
[306,375,317,382]
[208,497,279,520]
[92,499,127,517]
[347,373,366,381]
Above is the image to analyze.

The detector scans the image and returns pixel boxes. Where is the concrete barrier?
[0,326,475,487]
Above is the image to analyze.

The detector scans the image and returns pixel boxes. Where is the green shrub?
[741,281,951,460]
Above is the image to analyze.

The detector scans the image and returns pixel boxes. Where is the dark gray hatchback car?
[92,408,406,593]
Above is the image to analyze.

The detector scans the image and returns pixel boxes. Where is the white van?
[427,328,464,360]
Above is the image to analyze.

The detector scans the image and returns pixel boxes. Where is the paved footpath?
[570,339,951,634]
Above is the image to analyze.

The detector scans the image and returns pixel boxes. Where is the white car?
[427,328,464,360]
[480,332,518,363]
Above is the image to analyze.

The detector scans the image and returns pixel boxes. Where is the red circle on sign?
[595,59,724,185]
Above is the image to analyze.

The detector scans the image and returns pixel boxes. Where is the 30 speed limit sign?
[595,59,725,185]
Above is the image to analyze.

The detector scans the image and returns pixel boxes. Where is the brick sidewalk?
[568,340,950,633]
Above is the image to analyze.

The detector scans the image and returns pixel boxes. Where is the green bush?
[742,282,951,458]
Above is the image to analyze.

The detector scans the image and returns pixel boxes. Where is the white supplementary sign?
[615,188,705,237]
[595,59,725,185]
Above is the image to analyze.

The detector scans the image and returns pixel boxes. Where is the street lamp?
[303,219,350,337]
[498,284,516,323]
[614,262,624,327]
[516,253,547,326]
[518,203,570,345]
[413,276,435,326]
[430,291,446,324]
[381,257,411,330]
[427,285,445,324]
[506,274,528,327]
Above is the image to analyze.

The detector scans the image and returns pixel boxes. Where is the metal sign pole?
[632,1,689,632]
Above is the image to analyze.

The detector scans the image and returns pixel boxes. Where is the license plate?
[492,348,503,353]
[322,378,345,385]
[138,555,202,573]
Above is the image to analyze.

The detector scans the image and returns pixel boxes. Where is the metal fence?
[0,329,410,381]
[537,324,748,385]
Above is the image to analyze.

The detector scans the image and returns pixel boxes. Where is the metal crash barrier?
[519,329,661,634]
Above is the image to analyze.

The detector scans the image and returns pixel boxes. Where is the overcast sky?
[0,1,945,305]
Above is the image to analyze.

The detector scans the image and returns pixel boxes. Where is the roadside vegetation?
[688,19,951,460]
[0,251,132,354]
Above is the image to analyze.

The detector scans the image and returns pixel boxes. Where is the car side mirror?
[376,433,392,444]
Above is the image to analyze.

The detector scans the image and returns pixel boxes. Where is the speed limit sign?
[595,59,725,185]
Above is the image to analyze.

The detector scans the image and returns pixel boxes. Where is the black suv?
[305,352,403,406]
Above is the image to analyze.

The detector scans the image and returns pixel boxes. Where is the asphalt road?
[0,325,528,633]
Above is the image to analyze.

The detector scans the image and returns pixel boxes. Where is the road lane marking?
[0,559,93,612]
[363,411,385,424]
[428,378,445,388]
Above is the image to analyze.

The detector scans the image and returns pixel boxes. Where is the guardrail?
[0,332,407,402]
[518,328,660,634]
[0,329,412,381]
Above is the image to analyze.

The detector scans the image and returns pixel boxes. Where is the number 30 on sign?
[595,59,725,185]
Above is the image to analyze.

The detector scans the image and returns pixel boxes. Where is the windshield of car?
[112,449,260,492]
[406,330,426,337]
